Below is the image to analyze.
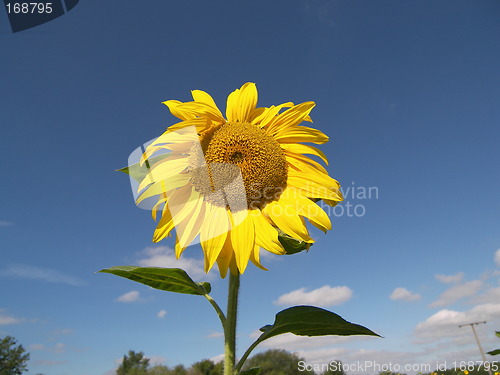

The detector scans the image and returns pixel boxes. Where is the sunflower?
[136,83,343,277]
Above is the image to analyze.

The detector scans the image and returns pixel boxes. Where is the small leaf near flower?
[99,266,211,295]
[117,153,170,183]
[258,305,380,340]
[277,229,312,255]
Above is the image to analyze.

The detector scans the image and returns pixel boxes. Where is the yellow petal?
[229,210,255,274]
[285,152,328,175]
[163,100,196,120]
[174,195,205,257]
[280,143,329,165]
[262,199,313,243]
[166,118,213,133]
[250,210,285,255]
[138,156,189,192]
[215,234,234,278]
[200,204,230,272]
[136,174,189,205]
[166,187,202,255]
[287,174,343,202]
[274,126,329,144]
[249,244,268,271]
[266,102,316,135]
[141,125,199,165]
[251,102,294,128]
[282,188,331,232]
[151,196,167,221]
[153,206,175,242]
[176,102,225,123]
[226,82,258,123]
[191,90,223,119]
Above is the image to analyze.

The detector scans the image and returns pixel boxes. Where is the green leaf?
[277,229,312,255]
[487,349,500,356]
[99,266,211,295]
[117,153,170,183]
[495,331,500,338]
[239,368,261,375]
[258,305,380,340]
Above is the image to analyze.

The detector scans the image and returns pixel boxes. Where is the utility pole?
[458,321,492,375]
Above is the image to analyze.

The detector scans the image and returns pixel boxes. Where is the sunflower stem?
[224,271,240,375]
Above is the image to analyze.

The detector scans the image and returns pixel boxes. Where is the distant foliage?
[117,350,150,375]
[420,363,500,375]
[0,336,30,375]
[242,349,314,375]
[115,348,349,375]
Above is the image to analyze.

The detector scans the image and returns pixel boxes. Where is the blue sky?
[1,1,500,374]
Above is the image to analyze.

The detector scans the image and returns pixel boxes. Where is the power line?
[458,321,492,375]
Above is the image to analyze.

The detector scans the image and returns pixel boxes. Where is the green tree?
[242,349,314,375]
[0,336,30,375]
[170,364,188,375]
[147,365,171,375]
[189,359,222,375]
[117,350,150,375]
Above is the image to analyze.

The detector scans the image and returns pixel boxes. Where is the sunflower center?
[188,122,288,210]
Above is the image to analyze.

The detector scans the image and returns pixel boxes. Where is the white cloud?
[0,309,22,325]
[274,285,352,307]
[116,290,140,303]
[54,343,66,354]
[495,249,500,267]
[414,303,500,343]
[390,287,421,302]
[157,310,167,318]
[206,331,224,338]
[148,356,166,366]
[429,280,483,308]
[29,344,45,351]
[210,353,224,364]
[137,246,208,280]
[0,221,13,227]
[0,264,85,286]
[250,331,354,351]
[471,286,500,304]
[435,272,464,284]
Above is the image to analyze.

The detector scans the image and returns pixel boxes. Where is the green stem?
[224,271,240,375]
[235,335,265,373]
[203,293,226,328]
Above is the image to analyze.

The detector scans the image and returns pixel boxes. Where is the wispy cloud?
[157,309,167,318]
[495,249,500,267]
[0,264,85,286]
[0,221,13,227]
[116,290,140,303]
[390,287,421,302]
[206,331,224,338]
[429,280,483,308]
[0,309,22,325]
[435,272,464,284]
[137,246,208,279]
[274,285,352,307]
[471,286,500,304]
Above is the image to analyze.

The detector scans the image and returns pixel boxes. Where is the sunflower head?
[136,83,343,277]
